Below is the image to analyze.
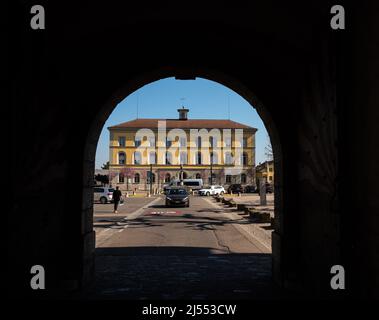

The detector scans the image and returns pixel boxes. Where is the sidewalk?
[224,193,274,205]
[204,195,274,252]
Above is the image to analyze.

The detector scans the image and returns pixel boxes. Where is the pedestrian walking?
[113,186,122,213]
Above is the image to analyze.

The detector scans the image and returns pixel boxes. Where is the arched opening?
[164,173,171,183]
[15,0,379,300]
[83,69,282,298]
[147,172,155,184]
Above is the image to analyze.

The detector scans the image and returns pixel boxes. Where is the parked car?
[198,185,225,196]
[244,185,257,193]
[93,187,114,204]
[165,187,190,207]
[256,183,273,193]
[227,184,244,194]
[265,183,273,193]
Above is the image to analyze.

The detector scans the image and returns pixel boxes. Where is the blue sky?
[95,77,270,168]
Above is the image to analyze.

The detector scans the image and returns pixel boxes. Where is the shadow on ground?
[94,213,271,230]
[75,246,291,300]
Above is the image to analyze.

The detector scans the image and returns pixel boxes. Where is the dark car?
[256,183,273,193]
[165,188,190,207]
[244,185,257,193]
[227,184,244,194]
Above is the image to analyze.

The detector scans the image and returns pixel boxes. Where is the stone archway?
[82,67,283,286]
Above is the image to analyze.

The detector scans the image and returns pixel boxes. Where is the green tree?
[94,174,109,186]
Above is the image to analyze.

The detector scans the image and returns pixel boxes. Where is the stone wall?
[10,0,379,298]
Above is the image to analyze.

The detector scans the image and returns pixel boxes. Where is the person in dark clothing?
[113,186,122,213]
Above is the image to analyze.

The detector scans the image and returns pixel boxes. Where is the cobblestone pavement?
[86,252,275,299]
[81,195,282,300]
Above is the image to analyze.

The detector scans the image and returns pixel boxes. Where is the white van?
[164,178,203,191]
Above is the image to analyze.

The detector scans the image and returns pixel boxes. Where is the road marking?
[118,224,130,233]
[148,210,180,215]
[123,196,163,221]
[97,196,163,245]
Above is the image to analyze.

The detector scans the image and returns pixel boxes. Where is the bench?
[248,210,271,223]
[228,200,237,207]
[236,203,247,211]
[222,197,232,204]
[244,206,255,214]
[216,196,223,202]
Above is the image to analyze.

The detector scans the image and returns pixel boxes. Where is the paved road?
[84,195,277,299]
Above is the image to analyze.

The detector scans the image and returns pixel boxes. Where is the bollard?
[238,192,241,197]
[125,192,129,198]
[259,180,267,205]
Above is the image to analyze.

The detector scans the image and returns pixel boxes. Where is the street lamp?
[180,164,184,186]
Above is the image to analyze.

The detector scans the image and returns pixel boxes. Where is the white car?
[198,185,225,196]
[94,187,114,204]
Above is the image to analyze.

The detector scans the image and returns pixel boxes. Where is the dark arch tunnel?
[10,0,379,299]
[82,68,285,289]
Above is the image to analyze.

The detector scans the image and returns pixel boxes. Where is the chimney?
[177,107,189,120]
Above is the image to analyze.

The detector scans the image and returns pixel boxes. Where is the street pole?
[150,164,153,194]
[210,158,213,185]
[158,168,160,192]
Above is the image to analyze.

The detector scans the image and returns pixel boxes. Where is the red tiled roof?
[108,119,257,131]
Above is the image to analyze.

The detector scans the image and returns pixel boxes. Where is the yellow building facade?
[108,108,257,191]
[255,160,274,186]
